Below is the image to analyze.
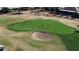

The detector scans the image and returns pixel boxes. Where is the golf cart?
[0,44,4,51]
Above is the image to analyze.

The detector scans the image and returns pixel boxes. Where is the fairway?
[0,17,79,51]
[8,18,75,35]
[0,17,66,51]
[7,18,79,51]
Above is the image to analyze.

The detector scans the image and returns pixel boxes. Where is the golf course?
[8,18,75,35]
[0,16,79,51]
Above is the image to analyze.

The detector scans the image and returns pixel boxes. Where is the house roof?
[59,7,79,13]
[0,8,2,10]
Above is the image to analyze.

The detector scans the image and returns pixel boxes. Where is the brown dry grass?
[0,25,66,50]
[1,11,78,50]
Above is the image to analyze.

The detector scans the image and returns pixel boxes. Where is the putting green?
[8,18,75,35]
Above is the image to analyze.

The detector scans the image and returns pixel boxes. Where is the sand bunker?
[32,32,56,41]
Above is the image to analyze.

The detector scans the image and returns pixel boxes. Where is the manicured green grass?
[59,32,79,51]
[8,18,75,35]
[8,18,79,51]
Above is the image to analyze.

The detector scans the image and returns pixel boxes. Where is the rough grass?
[0,17,26,25]
[8,18,75,35]
[0,17,66,51]
[7,18,79,51]
[0,17,79,51]
[0,38,12,50]
[0,39,11,46]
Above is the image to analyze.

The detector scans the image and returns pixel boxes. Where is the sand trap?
[32,32,55,41]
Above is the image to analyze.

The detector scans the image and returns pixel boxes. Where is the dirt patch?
[32,32,56,41]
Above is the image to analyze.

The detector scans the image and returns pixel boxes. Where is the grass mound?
[8,18,75,35]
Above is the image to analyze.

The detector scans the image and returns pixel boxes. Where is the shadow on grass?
[59,32,79,51]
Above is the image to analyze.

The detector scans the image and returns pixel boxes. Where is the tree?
[20,7,29,11]
[1,7,10,14]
